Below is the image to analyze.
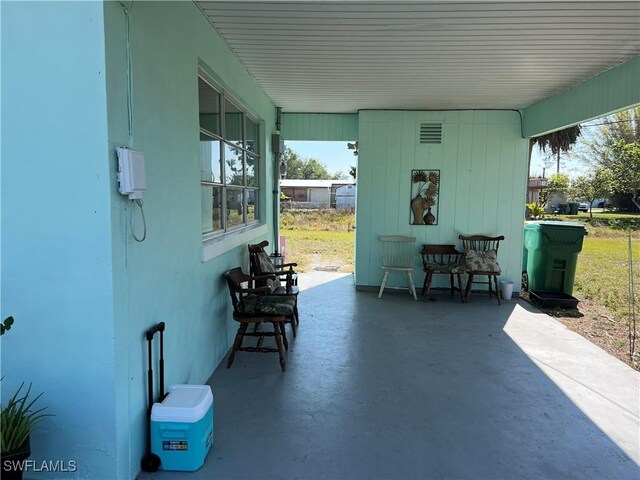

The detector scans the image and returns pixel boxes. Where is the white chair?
[378,235,418,300]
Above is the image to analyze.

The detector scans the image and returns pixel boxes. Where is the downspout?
[272,107,283,256]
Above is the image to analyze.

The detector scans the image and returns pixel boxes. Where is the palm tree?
[531,125,582,174]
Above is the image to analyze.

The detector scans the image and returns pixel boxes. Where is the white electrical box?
[117,147,146,200]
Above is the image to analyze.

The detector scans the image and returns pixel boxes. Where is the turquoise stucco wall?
[355,110,529,291]
[1,1,119,478]
[523,55,640,137]
[103,2,276,478]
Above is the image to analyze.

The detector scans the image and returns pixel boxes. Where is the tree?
[611,140,640,211]
[281,147,332,179]
[571,168,614,218]
[332,170,350,180]
[576,107,640,211]
[546,173,571,198]
[531,125,582,174]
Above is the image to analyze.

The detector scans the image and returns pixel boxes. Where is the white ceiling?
[196,1,640,113]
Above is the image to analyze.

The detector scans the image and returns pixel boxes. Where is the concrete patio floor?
[145,272,639,480]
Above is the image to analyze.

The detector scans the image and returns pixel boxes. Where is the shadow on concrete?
[144,274,639,480]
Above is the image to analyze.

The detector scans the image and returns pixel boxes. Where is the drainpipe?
[272,107,283,256]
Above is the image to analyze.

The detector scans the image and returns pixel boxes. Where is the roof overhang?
[196,0,640,113]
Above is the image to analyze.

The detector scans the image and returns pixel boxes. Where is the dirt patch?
[521,290,639,371]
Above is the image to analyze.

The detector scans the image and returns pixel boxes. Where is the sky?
[286,141,357,177]
[286,140,586,180]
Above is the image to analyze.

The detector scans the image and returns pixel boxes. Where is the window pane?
[247,189,258,222]
[201,185,223,234]
[200,134,222,183]
[226,188,244,228]
[225,99,243,147]
[224,143,244,185]
[246,118,259,154]
[247,153,257,187]
[198,78,220,136]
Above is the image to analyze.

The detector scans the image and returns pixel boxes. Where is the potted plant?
[1,317,51,480]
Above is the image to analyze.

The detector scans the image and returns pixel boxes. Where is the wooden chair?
[420,244,465,302]
[223,267,297,371]
[458,235,505,304]
[248,241,300,331]
[378,235,418,300]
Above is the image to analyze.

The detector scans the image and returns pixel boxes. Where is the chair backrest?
[380,235,416,268]
[247,241,279,291]
[223,267,251,313]
[420,244,462,266]
[458,235,504,253]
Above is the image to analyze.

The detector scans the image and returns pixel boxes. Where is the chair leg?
[378,270,389,298]
[407,271,417,301]
[465,273,474,302]
[421,273,428,296]
[456,273,465,303]
[227,323,247,369]
[425,272,433,296]
[449,274,455,296]
[494,275,501,305]
[273,322,286,372]
[279,321,289,350]
[294,303,300,326]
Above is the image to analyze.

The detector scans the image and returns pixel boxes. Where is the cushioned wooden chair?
[378,235,418,300]
[248,241,300,330]
[420,244,465,302]
[223,267,297,371]
[458,234,505,304]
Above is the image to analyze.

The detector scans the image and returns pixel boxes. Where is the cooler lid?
[151,384,213,423]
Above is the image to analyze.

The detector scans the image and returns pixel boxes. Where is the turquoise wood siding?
[523,55,640,137]
[282,113,358,140]
[355,111,528,291]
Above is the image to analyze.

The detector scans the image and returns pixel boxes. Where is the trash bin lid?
[524,221,587,232]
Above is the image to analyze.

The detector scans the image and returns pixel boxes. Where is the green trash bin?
[523,221,588,295]
[568,202,579,215]
[558,204,569,214]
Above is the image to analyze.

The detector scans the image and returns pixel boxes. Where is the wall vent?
[419,123,443,144]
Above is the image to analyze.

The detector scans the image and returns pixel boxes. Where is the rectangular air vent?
[419,123,443,144]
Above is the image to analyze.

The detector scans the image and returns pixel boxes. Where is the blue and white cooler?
[151,384,214,471]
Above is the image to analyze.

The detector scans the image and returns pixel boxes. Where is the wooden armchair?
[223,267,297,371]
[248,240,298,292]
[248,241,300,329]
[458,235,505,304]
[420,244,465,302]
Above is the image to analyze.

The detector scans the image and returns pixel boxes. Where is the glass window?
[224,143,244,186]
[224,99,243,147]
[198,78,220,136]
[246,118,259,154]
[226,189,244,228]
[201,185,223,234]
[198,73,261,237]
[200,134,222,183]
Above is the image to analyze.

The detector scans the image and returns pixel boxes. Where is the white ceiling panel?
[196,1,640,112]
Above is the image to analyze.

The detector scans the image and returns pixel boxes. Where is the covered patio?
[146,273,639,479]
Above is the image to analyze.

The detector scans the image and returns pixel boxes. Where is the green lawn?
[280,229,354,272]
[574,230,640,320]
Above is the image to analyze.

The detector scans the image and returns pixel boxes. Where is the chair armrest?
[281,262,298,268]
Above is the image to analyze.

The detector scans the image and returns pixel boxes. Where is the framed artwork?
[410,169,440,225]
